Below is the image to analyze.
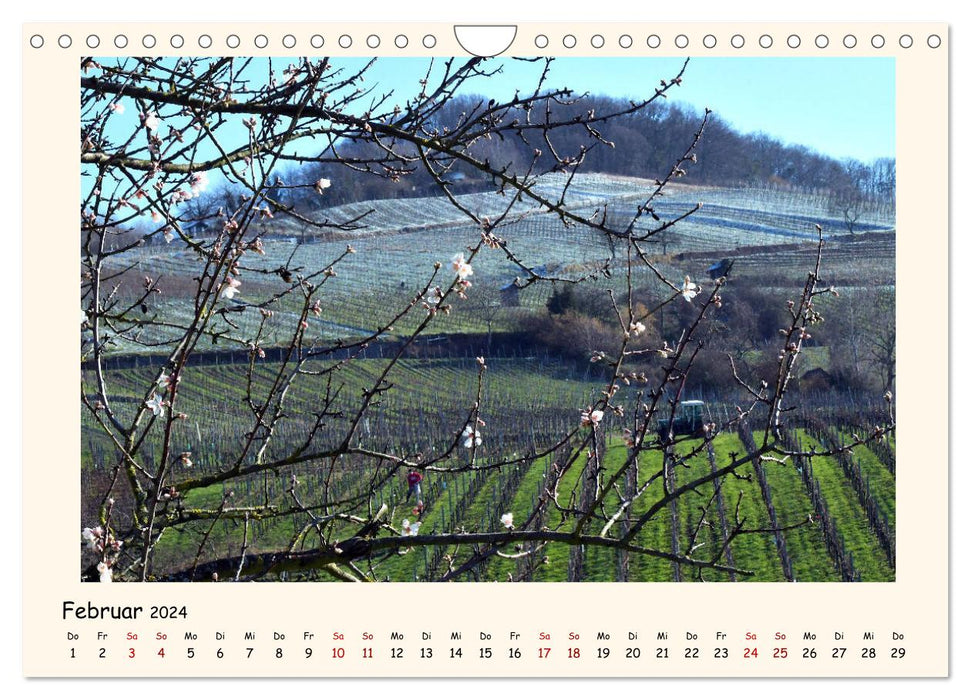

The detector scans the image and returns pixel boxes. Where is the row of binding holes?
[29,33,438,49]
[29,31,946,50]
[534,32,942,50]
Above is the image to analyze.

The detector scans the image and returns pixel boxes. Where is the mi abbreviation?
[449,631,463,659]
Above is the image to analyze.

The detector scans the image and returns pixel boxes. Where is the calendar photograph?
[78,52,898,585]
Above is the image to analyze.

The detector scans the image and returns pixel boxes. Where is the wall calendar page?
[17,13,952,691]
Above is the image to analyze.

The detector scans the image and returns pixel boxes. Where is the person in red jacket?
[406,470,424,513]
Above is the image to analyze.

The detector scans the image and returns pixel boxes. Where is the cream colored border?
[22,22,947,678]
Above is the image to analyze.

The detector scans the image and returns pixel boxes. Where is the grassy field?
[791,430,895,580]
[83,357,896,582]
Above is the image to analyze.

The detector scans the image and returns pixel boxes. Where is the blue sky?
[353,56,895,162]
[94,55,894,162]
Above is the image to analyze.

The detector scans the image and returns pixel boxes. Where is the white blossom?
[81,527,101,552]
[462,425,482,448]
[171,189,194,204]
[680,276,700,302]
[451,253,473,280]
[315,178,332,195]
[190,171,209,196]
[402,519,421,536]
[500,512,514,529]
[580,408,604,427]
[223,277,241,299]
[96,562,113,583]
[142,111,160,131]
[145,394,165,417]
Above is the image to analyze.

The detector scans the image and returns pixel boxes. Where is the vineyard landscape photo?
[80,55,897,583]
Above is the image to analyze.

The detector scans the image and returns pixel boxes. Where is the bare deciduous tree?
[79,56,893,583]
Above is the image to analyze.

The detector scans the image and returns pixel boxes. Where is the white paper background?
[7,0,965,697]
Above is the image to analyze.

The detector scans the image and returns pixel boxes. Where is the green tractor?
[656,400,708,439]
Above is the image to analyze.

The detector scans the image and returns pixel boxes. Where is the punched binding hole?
[453,26,515,56]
